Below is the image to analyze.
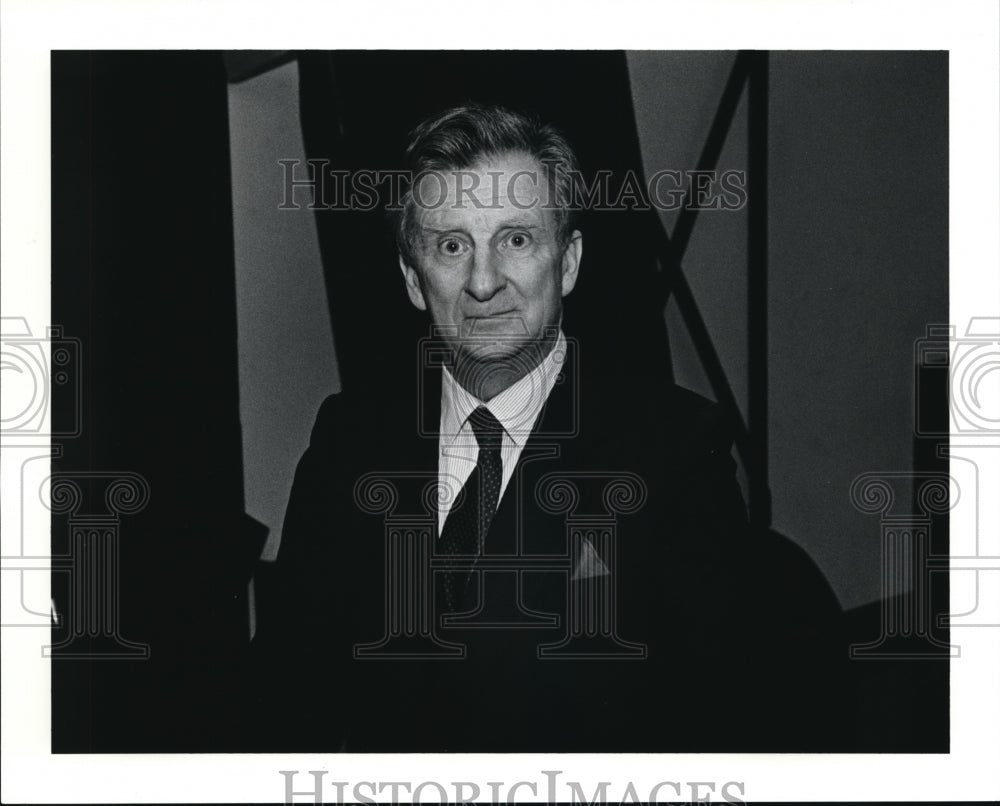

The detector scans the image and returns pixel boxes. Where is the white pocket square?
[571,538,611,581]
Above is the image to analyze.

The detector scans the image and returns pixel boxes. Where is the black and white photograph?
[2,1,999,803]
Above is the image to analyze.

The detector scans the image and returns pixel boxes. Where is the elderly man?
[253,104,844,752]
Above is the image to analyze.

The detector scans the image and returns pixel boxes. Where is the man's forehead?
[420,216,544,234]
[412,153,556,227]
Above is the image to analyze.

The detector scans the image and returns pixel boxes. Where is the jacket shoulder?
[665,384,734,451]
[305,388,401,449]
[615,380,734,458]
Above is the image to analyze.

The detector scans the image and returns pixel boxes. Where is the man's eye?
[438,239,467,256]
[506,232,531,249]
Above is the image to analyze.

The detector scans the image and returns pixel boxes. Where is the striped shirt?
[437,331,566,535]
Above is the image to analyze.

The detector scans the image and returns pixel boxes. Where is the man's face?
[399,151,582,397]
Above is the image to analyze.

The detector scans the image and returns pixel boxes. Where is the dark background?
[50,50,949,752]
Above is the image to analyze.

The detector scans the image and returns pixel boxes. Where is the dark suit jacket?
[252,345,849,752]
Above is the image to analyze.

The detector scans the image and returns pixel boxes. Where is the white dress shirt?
[437,331,567,535]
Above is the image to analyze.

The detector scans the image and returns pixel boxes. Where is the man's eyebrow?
[496,221,542,230]
[419,222,543,235]
[419,226,465,235]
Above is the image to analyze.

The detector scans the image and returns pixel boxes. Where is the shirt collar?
[440,330,567,449]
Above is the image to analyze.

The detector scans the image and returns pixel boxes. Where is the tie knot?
[468,406,504,451]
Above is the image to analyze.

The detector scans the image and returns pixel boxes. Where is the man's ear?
[399,254,427,311]
[559,230,583,297]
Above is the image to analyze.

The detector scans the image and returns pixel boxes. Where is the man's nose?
[465,247,505,301]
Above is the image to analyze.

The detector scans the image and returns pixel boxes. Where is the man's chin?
[457,338,532,367]
[452,338,550,394]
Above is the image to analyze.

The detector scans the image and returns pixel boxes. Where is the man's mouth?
[465,312,528,336]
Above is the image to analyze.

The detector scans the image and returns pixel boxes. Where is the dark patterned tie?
[439,406,504,610]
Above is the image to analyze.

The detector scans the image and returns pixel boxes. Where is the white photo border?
[2,0,998,802]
